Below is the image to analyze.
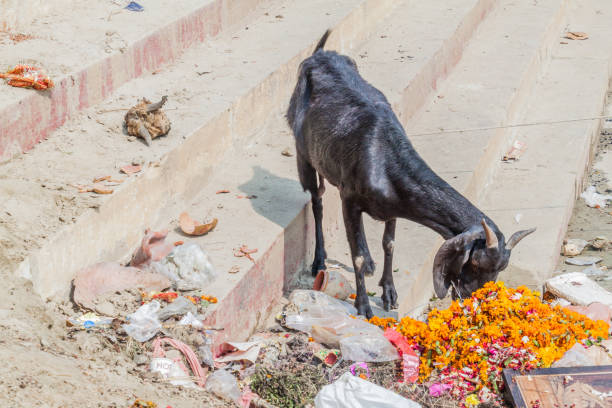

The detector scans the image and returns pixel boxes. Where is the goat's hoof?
[381,285,398,311]
[355,299,373,319]
[363,257,376,277]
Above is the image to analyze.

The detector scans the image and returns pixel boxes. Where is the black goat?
[286,30,535,318]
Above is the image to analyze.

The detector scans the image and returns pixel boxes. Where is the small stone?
[281,148,293,157]
[133,354,148,366]
[40,337,50,349]
[94,300,116,317]
[562,239,588,256]
[565,256,602,266]
[591,236,608,249]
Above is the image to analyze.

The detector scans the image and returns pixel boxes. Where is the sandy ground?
[555,92,612,292]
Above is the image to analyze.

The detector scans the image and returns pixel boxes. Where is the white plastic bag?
[123,300,162,342]
[290,289,357,315]
[150,357,196,388]
[205,369,241,405]
[315,372,421,408]
[179,312,204,329]
[285,290,398,362]
[581,186,612,208]
[340,334,399,363]
[154,243,217,290]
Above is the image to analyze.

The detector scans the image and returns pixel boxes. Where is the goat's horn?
[505,227,537,250]
[481,219,498,249]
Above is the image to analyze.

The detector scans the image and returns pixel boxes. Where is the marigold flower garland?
[370,281,610,406]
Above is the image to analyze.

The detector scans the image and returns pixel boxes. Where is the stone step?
[0,0,272,162]
[483,0,612,290]
[325,0,572,318]
[3,0,399,299]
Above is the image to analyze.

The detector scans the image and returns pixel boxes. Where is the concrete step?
[0,0,272,162]
[483,0,612,290]
[3,0,399,297]
[326,0,572,318]
[2,0,496,349]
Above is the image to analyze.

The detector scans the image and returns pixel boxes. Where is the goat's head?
[432,219,535,299]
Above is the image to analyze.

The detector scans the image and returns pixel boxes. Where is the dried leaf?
[502,140,526,161]
[233,245,258,262]
[179,212,218,236]
[564,31,588,40]
[229,265,240,274]
[93,175,111,183]
[120,164,142,175]
[216,189,230,194]
[92,187,113,194]
[281,148,293,157]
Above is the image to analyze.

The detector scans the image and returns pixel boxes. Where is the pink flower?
[429,383,453,397]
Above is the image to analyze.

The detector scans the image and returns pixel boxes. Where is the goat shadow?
[237,165,307,228]
[237,164,312,294]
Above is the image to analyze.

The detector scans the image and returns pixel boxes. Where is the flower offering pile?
[370,281,610,406]
[0,64,54,90]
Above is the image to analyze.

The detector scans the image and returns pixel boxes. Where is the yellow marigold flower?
[465,394,480,407]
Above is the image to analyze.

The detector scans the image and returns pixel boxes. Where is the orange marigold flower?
[386,281,610,395]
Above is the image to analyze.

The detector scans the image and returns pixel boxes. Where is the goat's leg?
[342,200,374,318]
[379,219,398,311]
[296,155,327,276]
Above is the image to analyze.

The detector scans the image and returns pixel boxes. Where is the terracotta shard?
[120,164,142,175]
[179,212,218,236]
[130,229,174,267]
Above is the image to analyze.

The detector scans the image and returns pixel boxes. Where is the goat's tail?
[313,29,331,55]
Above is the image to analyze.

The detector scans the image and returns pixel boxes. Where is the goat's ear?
[432,226,482,298]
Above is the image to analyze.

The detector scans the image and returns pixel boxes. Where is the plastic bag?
[67,312,113,329]
[581,186,612,208]
[157,296,197,321]
[315,372,421,408]
[179,312,204,329]
[290,289,357,315]
[153,243,217,290]
[150,357,196,388]
[285,290,398,362]
[340,334,399,363]
[205,369,241,405]
[123,300,162,342]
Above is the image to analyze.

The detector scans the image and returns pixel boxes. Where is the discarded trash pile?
[61,222,612,407]
[368,281,611,407]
